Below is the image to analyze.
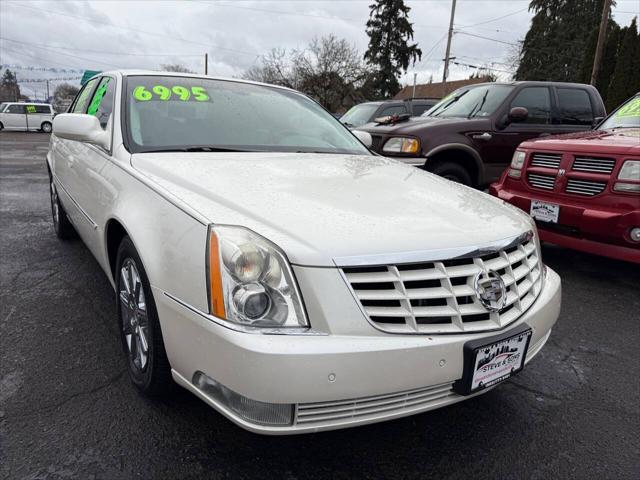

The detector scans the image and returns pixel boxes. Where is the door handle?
[472,132,492,140]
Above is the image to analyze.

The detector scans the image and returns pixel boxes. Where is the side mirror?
[352,129,373,148]
[53,114,110,150]
[508,107,529,124]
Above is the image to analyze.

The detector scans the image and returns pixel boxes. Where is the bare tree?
[52,83,79,113]
[160,63,195,73]
[243,36,373,112]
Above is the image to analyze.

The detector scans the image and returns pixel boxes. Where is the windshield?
[125,76,370,155]
[598,96,640,130]
[423,85,514,118]
[340,103,380,128]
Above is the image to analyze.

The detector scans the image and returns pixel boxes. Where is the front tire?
[41,122,52,133]
[429,161,472,186]
[50,176,77,239]
[116,237,173,396]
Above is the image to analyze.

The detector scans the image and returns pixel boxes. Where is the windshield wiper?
[139,145,255,153]
[467,90,489,119]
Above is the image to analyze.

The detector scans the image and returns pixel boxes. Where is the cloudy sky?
[1,0,638,100]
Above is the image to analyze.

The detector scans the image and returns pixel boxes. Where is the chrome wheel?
[41,122,52,133]
[119,259,149,371]
[50,179,60,226]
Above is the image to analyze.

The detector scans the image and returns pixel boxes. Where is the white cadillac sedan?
[48,71,561,434]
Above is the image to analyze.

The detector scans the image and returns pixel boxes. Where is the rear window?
[557,88,593,125]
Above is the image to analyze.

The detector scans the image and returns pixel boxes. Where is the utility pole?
[412,73,417,99]
[204,53,208,75]
[46,80,50,100]
[590,0,612,86]
[442,0,457,92]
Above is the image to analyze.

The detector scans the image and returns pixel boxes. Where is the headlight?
[510,150,526,169]
[617,160,640,181]
[614,160,640,193]
[382,137,420,154]
[208,225,308,328]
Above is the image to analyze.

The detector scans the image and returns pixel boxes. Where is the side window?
[557,88,594,125]
[26,105,37,114]
[87,77,115,129]
[35,105,52,114]
[71,78,99,113]
[379,105,407,117]
[510,87,551,124]
[6,104,25,114]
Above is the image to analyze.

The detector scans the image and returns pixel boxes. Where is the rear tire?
[49,176,77,239]
[429,161,472,186]
[41,122,52,133]
[116,236,174,396]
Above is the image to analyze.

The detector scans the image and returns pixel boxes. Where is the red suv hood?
[520,128,640,155]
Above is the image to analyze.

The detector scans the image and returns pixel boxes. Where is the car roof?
[98,70,300,94]
[463,81,597,89]
[3,102,51,105]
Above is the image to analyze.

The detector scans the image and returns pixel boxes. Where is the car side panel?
[97,155,210,313]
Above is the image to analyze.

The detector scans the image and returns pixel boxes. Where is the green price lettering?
[191,86,210,101]
[172,86,191,101]
[616,98,640,118]
[87,78,110,116]
[133,86,153,101]
[26,105,36,113]
[132,85,209,102]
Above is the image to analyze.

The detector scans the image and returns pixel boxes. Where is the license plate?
[530,200,559,223]
[454,324,532,396]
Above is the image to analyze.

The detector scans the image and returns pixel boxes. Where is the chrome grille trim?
[295,382,456,425]
[527,173,556,190]
[572,156,616,174]
[530,152,562,168]
[341,233,543,334]
[565,178,607,196]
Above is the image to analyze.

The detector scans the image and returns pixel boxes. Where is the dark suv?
[340,98,438,129]
[358,82,606,186]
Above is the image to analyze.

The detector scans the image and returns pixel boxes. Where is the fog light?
[192,371,293,426]
[614,182,640,193]
[508,168,522,179]
[630,227,640,242]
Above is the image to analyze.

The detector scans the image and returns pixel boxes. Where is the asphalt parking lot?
[1,131,638,480]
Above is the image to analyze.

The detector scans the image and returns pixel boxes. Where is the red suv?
[490,94,640,263]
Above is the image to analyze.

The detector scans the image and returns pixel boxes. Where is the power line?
[458,7,528,27]
[0,37,202,58]
[1,38,122,68]
[454,31,518,46]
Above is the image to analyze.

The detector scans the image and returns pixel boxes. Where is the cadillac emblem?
[474,270,507,312]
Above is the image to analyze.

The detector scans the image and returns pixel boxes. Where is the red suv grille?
[565,179,607,196]
[530,152,562,169]
[571,156,616,174]
[527,173,556,190]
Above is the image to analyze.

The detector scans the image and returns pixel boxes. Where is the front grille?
[565,178,607,196]
[342,235,542,334]
[530,152,562,168]
[296,382,456,425]
[572,156,616,174]
[370,135,383,152]
[527,173,556,190]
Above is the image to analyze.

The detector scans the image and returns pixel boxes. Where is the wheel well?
[427,149,480,185]
[106,219,127,281]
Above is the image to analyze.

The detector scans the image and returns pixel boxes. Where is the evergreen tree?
[0,68,21,102]
[364,0,422,98]
[578,21,621,104]
[515,0,607,82]
[606,18,640,110]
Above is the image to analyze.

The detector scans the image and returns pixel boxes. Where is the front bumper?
[490,184,640,264]
[155,267,561,434]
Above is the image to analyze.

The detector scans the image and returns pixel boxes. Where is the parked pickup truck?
[489,93,640,264]
[357,82,606,187]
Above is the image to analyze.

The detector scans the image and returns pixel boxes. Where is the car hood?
[131,152,532,267]
[520,128,640,155]
[358,116,486,135]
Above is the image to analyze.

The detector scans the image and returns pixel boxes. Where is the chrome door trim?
[333,230,533,267]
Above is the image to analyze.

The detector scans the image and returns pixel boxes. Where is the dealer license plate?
[530,200,559,223]
[454,324,533,396]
